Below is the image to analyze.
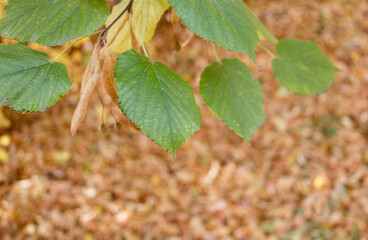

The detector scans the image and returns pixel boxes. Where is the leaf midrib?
[0,62,51,77]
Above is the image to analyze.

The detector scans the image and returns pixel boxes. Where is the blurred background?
[0,0,367,239]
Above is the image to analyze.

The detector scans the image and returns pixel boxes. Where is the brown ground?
[0,0,367,239]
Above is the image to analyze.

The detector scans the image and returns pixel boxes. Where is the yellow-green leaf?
[106,0,169,53]
[0,0,6,19]
[244,4,278,43]
[272,39,338,95]
[0,147,8,163]
[0,107,11,129]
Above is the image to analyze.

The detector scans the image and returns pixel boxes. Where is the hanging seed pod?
[102,46,119,106]
[111,103,125,123]
[99,123,107,133]
[96,75,112,106]
[71,36,103,136]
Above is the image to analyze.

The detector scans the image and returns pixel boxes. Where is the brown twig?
[101,0,134,41]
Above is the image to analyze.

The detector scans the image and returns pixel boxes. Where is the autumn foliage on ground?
[0,0,368,239]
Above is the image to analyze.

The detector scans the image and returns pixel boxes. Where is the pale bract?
[105,0,169,53]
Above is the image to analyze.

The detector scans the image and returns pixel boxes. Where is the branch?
[101,0,134,41]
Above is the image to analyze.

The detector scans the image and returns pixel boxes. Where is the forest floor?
[0,0,368,239]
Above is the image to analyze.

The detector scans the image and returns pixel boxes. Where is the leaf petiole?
[131,11,149,58]
[211,43,220,62]
[258,43,276,58]
[52,30,104,62]
[52,37,83,62]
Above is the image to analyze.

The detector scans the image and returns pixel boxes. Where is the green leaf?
[272,39,338,95]
[0,0,109,46]
[0,43,71,113]
[168,0,259,61]
[244,4,278,43]
[200,58,266,141]
[115,50,201,155]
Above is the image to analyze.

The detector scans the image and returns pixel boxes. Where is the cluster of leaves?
[0,0,338,156]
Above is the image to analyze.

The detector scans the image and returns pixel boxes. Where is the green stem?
[53,30,103,62]
[53,37,83,62]
[131,12,149,58]
[258,43,276,58]
[211,43,220,62]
